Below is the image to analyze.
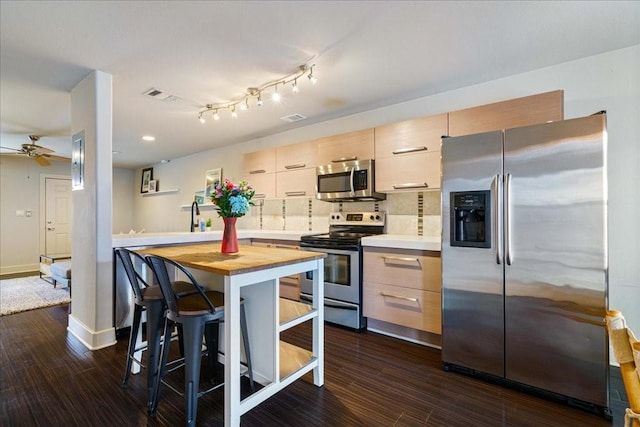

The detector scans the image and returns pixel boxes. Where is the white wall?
[0,156,71,274]
[133,45,640,336]
[0,159,135,274]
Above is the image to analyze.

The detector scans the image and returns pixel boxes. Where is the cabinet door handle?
[331,156,357,163]
[392,146,427,155]
[275,245,298,250]
[392,182,428,189]
[249,169,266,174]
[380,292,419,302]
[381,255,420,264]
[285,191,306,196]
[284,163,306,169]
[253,193,266,199]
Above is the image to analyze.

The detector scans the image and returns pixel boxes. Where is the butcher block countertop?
[137,243,325,276]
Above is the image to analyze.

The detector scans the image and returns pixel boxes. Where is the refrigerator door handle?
[505,173,513,265]
[494,174,502,264]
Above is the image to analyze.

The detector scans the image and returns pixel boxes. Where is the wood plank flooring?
[0,304,627,426]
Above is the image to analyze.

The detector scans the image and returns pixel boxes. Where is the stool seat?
[141,281,194,300]
[176,291,225,316]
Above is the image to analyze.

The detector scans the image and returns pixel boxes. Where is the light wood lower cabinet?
[363,247,441,335]
[251,239,301,301]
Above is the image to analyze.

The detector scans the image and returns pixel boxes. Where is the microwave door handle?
[349,167,355,196]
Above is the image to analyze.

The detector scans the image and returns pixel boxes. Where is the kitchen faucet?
[190,201,200,232]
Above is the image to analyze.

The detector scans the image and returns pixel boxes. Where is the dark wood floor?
[0,303,628,426]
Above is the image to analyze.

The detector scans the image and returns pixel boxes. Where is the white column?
[67,70,116,350]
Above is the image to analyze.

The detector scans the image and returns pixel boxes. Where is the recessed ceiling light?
[142,135,155,141]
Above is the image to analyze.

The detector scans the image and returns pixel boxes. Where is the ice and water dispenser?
[450,190,491,248]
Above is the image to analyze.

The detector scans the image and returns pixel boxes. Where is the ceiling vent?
[280,113,307,123]
[143,88,181,102]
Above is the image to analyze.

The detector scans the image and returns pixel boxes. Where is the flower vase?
[221,217,239,254]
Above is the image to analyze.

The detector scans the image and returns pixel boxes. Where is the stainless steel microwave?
[316,159,386,202]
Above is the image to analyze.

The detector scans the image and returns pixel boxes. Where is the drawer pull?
[380,292,419,303]
[253,194,266,199]
[284,163,306,169]
[392,146,427,155]
[249,169,266,174]
[275,245,298,250]
[392,182,429,190]
[285,191,306,196]
[382,255,420,263]
[331,156,357,163]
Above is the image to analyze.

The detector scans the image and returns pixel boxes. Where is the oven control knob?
[375,214,381,221]
[369,215,375,220]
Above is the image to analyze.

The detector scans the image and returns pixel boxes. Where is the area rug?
[0,275,70,316]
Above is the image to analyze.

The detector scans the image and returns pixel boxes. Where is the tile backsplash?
[240,191,441,237]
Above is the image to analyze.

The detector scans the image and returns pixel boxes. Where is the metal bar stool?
[114,248,195,412]
[146,254,254,425]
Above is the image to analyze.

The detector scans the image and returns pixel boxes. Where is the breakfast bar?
[136,243,325,426]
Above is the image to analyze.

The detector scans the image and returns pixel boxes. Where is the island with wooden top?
[136,243,325,427]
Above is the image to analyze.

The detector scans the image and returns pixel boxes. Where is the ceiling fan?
[0,135,67,166]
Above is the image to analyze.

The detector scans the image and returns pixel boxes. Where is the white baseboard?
[67,315,117,350]
[0,263,39,276]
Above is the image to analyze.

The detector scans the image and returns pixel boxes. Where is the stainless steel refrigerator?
[441,113,609,415]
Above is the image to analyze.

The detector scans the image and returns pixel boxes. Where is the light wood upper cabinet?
[375,151,441,191]
[276,168,316,198]
[315,128,375,165]
[245,172,276,199]
[276,140,317,172]
[375,114,448,159]
[449,90,564,136]
[242,148,276,176]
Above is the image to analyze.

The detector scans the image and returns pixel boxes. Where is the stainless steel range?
[300,211,385,330]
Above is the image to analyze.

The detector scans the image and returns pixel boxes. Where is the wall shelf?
[142,188,179,196]
[179,203,217,209]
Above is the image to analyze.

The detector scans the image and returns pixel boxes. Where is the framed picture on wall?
[204,168,222,200]
[148,180,158,192]
[141,167,153,193]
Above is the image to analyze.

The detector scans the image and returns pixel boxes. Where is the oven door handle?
[300,294,358,310]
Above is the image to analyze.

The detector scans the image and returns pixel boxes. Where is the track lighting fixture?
[196,62,316,122]
[272,84,281,102]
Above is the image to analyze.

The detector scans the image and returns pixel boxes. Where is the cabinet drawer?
[363,248,440,292]
[364,282,441,334]
[375,151,441,192]
[280,276,300,301]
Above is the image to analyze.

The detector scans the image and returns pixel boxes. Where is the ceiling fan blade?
[0,146,24,153]
[44,154,70,162]
[34,156,51,166]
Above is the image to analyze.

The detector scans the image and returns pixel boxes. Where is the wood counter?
[137,243,325,276]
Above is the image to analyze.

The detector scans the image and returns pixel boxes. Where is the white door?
[45,178,72,254]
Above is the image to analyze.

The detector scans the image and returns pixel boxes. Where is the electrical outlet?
[25,209,32,217]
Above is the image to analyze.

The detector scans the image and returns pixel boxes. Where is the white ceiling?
[1,1,638,168]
